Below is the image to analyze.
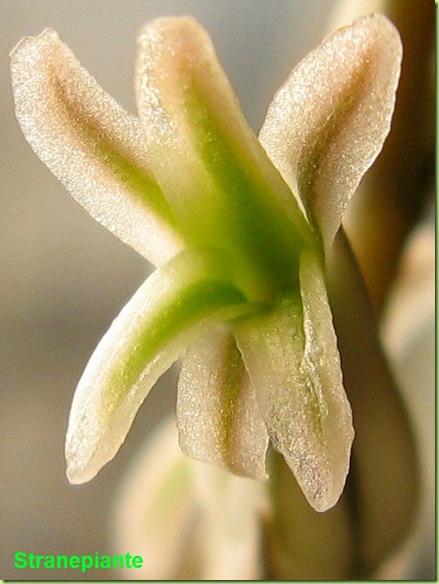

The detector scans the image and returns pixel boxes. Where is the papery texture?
[177,327,269,479]
[235,253,354,512]
[260,14,402,250]
[11,28,182,266]
[65,249,252,484]
[135,16,315,300]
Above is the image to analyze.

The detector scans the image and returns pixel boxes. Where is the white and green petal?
[135,17,316,300]
[177,327,269,479]
[260,14,402,250]
[235,253,354,512]
[66,248,256,484]
[10,28,182,266]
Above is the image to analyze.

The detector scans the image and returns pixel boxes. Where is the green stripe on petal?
[10,28,182,266]
[235,252,354,512]
[135,17,316,300]
[65,248,256,484]
[177,327,269,479]
[260,15,402,251]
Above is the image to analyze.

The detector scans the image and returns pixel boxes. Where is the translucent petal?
[177,326,269,479]
[135,17,314,299]
[65,248,253,484]
[260,15,402,250]
[10,28,182,266]
[112,419,201,580]
[235,252,354,512]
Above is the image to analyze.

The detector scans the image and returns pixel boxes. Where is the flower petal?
[193,462,266,579]
[113,418,266,580]
[65,248,255,484]
[10,28,182,266]
[135,17,315,300]
[259,14,402,250]
[235,252,354,512]
[177,326,269,479]
[112,419,200,580]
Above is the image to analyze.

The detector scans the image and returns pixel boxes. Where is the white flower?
[11,14,401,512]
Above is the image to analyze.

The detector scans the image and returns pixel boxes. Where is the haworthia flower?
[11,14,401,512]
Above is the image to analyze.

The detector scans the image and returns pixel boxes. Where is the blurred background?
[1,0,434,580]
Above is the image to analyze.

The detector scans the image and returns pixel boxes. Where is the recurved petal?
[177,326,269,479]
[260,14,402,250]
[235,253,354,512]
[65,248,253,485]
[10,28,182,266]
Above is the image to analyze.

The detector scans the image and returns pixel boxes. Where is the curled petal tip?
[260,12,402,251]
[64,249,251,483]
[65,437,105,486]
[11,25,182,267]
[65,464,90,486]
[9,27,58,58]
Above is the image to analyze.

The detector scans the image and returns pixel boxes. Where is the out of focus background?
[1,0,434,580]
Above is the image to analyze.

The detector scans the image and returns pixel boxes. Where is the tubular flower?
[11,14,401,512]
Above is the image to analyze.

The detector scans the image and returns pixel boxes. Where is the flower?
[11,14,401,513]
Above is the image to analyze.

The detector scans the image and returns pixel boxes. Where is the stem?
[341,0,434,314]
[327,230,419,575]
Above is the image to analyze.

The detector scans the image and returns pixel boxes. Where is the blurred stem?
[327,230,419,574]
[264,450,354,580]
[334,0,435,314]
